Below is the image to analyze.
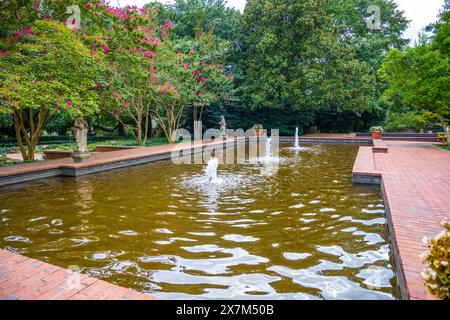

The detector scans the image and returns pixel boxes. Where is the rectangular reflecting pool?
[0,143,400,299]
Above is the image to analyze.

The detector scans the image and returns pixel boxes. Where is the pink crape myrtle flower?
[34,0,41,12]
[160,20,175,30]
[143,51,155,59]
[0,50,11,57]
[105,6,130,20]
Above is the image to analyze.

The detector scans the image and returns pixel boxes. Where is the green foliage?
[43,137,169,152]
[237,0,375,117]
[379,4,450,126]
[421,219,450,300]
[369,126,383,133]
[201,102,316,135]
[0,113,14,137]
[0,157,37,167]
[379,46,450,121]
[160,0,241,41]
[384,110,440,132]
[0,20,104,117]
[329,0,409,71]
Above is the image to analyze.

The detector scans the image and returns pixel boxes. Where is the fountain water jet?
[265,137,272,159]
[204,157,219,183]
[284,127,311,152]
[294,127,300,149]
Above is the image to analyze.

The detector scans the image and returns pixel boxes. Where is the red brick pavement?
[0,249,157,300]
[358,141,450,300]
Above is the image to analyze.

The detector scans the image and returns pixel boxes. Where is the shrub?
[384,110,440,132]
[370,126,384,133]
[421,219,450,300]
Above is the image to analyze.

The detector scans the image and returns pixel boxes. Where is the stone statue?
[71,117,90,163]
[219,115,227,138]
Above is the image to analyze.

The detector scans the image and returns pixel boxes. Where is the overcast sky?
[111,0,446,42]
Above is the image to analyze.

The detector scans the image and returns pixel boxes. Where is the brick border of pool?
[0,135,370,188]
[1,134,447,300]
[352,140,449,300]
[0,138,242,187]
[0,249,157,300]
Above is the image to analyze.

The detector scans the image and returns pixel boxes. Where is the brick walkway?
[0,249,156,300]
[355,141,450,300]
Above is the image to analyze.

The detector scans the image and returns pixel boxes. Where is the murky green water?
[0,143,399,299]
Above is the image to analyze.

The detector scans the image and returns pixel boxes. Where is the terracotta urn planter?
[253,124,263,137]
[371,131,382,139]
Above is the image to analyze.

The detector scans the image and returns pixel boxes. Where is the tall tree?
[237,0,375,123]
[0,20,104,160]
[329,0,409,71]
[160,0,241,41]
[379,3,450,143]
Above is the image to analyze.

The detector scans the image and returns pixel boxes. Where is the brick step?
[373,139,389,153]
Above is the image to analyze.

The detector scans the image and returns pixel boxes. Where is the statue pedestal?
[71,152,91,163]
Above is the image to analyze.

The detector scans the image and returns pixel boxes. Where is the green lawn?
[439,144,450,152]
[0,137,169,167]
[0,137,169,154]
[0,157,37,167]
[40,137,169,152]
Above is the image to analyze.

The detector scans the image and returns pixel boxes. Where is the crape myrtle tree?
[379,2,450,144]
[152,37,232,144]
[0,19,104,160]
[236,0,375,132]
[91,3,232,145]
[155,0,239,134]
[90,4,166,146]
[172,32,234,123]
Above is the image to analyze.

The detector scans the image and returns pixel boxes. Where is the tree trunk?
[118,121,125,136]
[13,109,49,161]
[147,112,152,139]
[136,112,143,146]
[445,125,450,146]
